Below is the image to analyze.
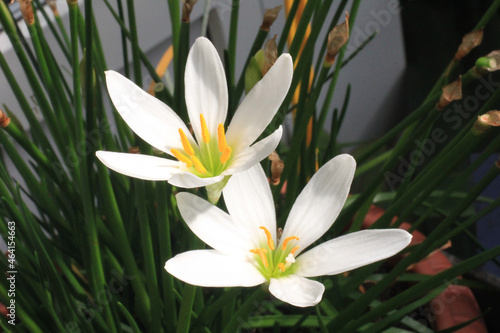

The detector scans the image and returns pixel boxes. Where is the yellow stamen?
[250,248,268,267]
[179,129,195,156]
[171,149,193,168]
[290,246,300,255]
[217,123,227,152]
[278,263,286,272]
[220,146,232,164]
[259,226,275,250]
[191,156,208,174]
[282,236,300,250]
[200,114,210,143]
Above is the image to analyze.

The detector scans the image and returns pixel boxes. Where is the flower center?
[250,226,300,280]
[170,114,232,177]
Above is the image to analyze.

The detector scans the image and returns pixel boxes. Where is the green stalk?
[277,0,301,53]
[222,287,268,332]
[176,284,197,333]
[126,0,142,83]
[70,1,115,330]
[227,0,240,99]
[116,0,130,77]
[173,21,190,122]
[157,183,177,327]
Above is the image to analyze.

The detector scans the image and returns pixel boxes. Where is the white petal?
[223,164,276,247]
[96,151,180,181]
[226,54,293,153]
[185,37,228,143]
[165,250,265,287]
[176,192,254,257]
[295,229,412,277]
[224,126,283,175]
[281,154,356,254]
[105,71,194,154]
[168,172,224,188]
[269,276,324,307]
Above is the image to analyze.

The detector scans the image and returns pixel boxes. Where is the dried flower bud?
[0,109,10,128]
[436,77,462,111]
[17,0,34,26]
[67,0,78,5]
[261,6,281,31]
[47,0,59,16]
[454,29,483,61]
[325,12,350,67]
[473,110,500,135]
[269,151,284,185]
[262,35,278,75]
[182,0,198,23]
[128,146,140,154]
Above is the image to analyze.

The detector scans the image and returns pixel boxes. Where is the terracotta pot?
[363,205,487,333]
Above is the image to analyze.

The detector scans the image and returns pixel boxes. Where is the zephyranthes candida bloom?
[165,155,412,307]
[96,37,293,201]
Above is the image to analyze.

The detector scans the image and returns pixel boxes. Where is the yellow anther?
[217,123,228,152]
[220,146,232,164]
[200,114,210,143]
[250,248,269,267]
[178,129,195,156]
[278,263,286,272]
[191,156,208,174]
[290,246,300,255]
[282,236,300,250]
[259,226,275,250]
[171,149,193,168]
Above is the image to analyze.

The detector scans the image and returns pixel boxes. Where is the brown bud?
[473,110,500,135]
[436,77,462,111]
[0,110,10,128]
[454,29,483,61]
[182,0,198,23]
[67,0,78,5]
[262,35,277,76]
[325,12,350,66]
[47,0,59,16]
[269,151,284,185]
[17,0,34,25]
[260,5,281,31]
[128,146,140,154]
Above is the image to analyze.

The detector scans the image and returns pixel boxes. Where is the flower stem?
[222,287,268,332]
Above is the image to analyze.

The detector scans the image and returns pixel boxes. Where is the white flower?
[96,37,293,195]
[165,154,412,307]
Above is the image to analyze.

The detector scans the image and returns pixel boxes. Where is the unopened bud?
[473,110,500,135]
[269,151,284,185]
[244,36,277,93]
[436,77,462,111]
[4,0,14,5]
[182,0,198,23]
[0,110,10,128]
[474,50,500,75]
[47,0,59,16]
[454,29,483,61]
[260,6,281,31]
[17,0,34,26]
[324,12,349,67]
[262,35,278,75]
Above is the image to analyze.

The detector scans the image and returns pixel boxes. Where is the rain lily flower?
[96,37,293,202]
[165,154,412,307]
